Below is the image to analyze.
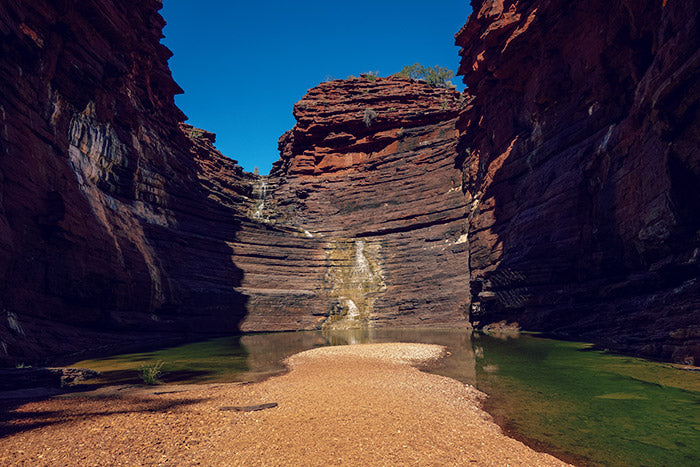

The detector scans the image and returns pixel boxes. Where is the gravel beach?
[0,343,571,466]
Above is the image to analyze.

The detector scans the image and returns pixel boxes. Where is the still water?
[73,329,700,467]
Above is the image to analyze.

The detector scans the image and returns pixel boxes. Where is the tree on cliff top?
[395,63,455,88]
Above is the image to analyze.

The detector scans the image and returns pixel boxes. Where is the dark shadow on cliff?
[139,139,251,338]
[0,0,253,366]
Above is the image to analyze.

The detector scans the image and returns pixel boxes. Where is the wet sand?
[0,343,570,466]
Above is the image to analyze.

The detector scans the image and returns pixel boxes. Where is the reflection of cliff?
[241,329,476,386]
[456,0,699,363]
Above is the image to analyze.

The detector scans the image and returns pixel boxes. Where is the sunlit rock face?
[456,0,700,363]
[1,0,697,365]
[242,77,472,331]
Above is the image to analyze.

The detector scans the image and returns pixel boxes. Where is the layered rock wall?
[184,124,331,332]
[0,0,470,365]
[244,77,471,330]
[1,0,698,365]
[0,0,256,363]
[456,0,699,362]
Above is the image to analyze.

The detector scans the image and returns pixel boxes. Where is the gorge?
[0,0,698,367]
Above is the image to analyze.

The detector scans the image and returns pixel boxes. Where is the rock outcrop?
[253,77,471,330]
[0,0,256,364]
[0,0,470,365]
[1,0,697,365]
[456,0,699,363]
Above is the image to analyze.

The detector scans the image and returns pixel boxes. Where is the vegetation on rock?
[395,63,455,88]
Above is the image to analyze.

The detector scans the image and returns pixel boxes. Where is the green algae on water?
[72,329,700,467]
[470,334,700,467]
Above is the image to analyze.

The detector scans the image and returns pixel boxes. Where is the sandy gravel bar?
[0,343,570,466]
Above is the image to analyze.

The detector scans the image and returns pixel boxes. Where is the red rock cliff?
[456,0,699,362]
[0,0,471,364]
[243,77,471,331]
[2,0,698,366]
[0,0,257,364]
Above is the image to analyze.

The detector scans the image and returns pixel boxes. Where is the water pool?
[73,329,700,466]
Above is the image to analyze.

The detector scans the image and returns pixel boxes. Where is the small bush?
[395,63,455,88]
[138,360,165,385]
[361,71,379,81]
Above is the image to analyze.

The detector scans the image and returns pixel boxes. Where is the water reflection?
[239,328,476,385]
[73,328,700,467]
[239,331,329,380]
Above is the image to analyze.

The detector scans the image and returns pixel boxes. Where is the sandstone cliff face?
[0,0,256,364]
[0,0,471,365]
[456,0,699,362]
[2,0,697,365]
[243,77,471,331]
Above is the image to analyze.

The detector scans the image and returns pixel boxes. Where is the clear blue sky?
[161,0,472,174]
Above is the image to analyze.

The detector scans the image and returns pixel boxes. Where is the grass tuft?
[138,360,165,385]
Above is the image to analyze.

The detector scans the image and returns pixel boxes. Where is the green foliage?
[15,362,31,369]
[138,360,165,385]
[396,63,455,88]
[361,71,379,81]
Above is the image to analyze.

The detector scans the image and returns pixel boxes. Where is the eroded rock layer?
[0,0,258,364]
[0,0,470,364]
[456,0,699,362]
[1,0,698,365]
[246,77,472,330]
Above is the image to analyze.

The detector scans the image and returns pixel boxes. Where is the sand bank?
[0,343,570,466]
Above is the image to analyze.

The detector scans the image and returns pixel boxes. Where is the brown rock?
[456,0,700,363]
[0,0,253,364]
[1,0,697,366]
[249,76,471,331]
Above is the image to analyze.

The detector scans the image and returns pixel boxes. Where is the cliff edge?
[456,0,699,362]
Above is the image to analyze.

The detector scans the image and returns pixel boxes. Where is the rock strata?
[1,0,698,365]
[0,0,470,363]
[0,0,255,364]
[263,77,471,330]
[455,0,700,363]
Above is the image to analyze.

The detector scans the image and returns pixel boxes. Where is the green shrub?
[138,360,165,385]
[361,71,379,81]
[395,63,455,88]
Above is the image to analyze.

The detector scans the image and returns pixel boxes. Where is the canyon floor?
[0,343,569,466]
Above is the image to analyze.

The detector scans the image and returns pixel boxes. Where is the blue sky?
[161,0,471,174]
